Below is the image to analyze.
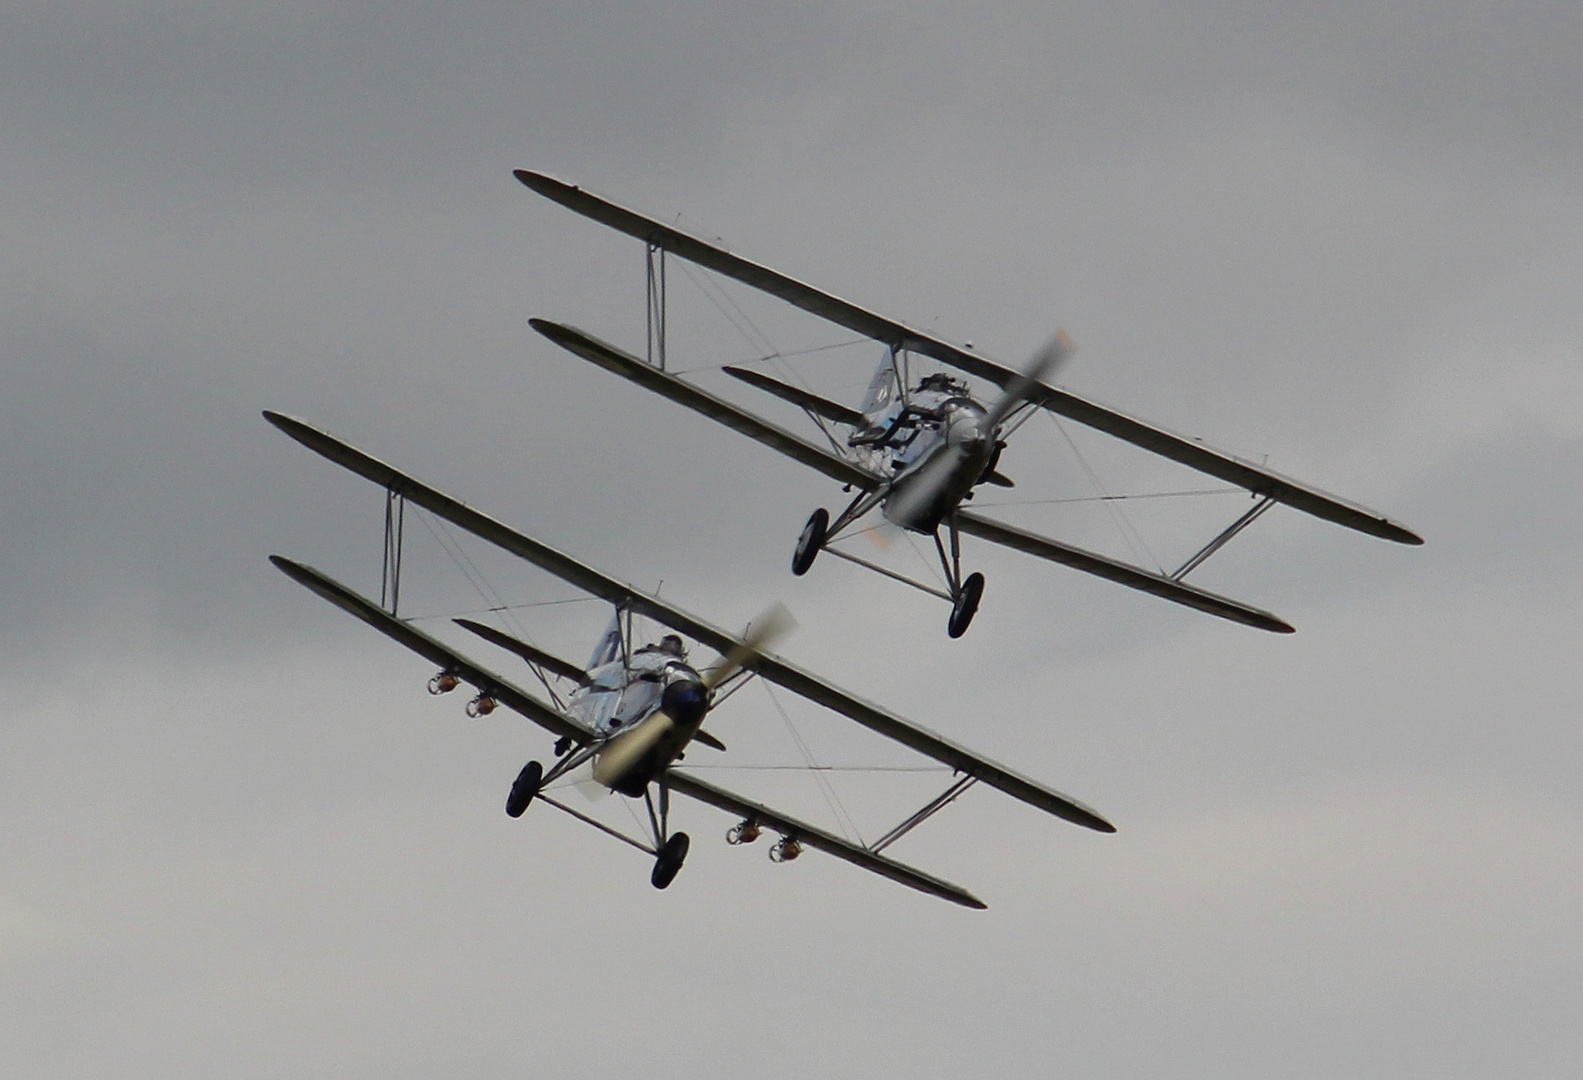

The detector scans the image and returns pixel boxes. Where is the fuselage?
[570,645,709,797]
[852,387,997,533]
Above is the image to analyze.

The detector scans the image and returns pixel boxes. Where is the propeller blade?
[703,602,797,691]
[984,330,1076,432]
[885,441,963,528]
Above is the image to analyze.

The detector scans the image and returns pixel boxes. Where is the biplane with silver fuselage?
[516,170,1422,638]
[266,411,1113,908]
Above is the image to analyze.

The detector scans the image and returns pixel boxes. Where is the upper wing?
[954,511,1295,634]
[264,411,1113,834]
[270,555,597,746]
[664,770,986,909]
[530,320,881,491]
[516,169,1421,547]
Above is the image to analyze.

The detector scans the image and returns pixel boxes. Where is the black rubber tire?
[791,508,829,576]
[947,572,985,639]
[650,831,691,890]
[505,760,543,818]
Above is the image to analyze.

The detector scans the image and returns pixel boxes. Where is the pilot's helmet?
[917,372,959,393]
[658,634,686,657]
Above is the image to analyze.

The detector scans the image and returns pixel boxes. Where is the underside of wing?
[270,556,596,745]
[664,769,986,908]
[516,170,1421,547]
[265,412,1113,834]
[529,320,881,491]
[953,510,1296,634]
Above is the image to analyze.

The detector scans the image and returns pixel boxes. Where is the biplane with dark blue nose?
[266,412,1113,907]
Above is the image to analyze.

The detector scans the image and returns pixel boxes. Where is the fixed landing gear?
[947,572,985,639]
[505,760,543,818]
[792,508,828,576]
[651,831,690,889]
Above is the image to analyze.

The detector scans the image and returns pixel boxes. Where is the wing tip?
[513,167,553,188]
[514,169,581,200]
[1388,523,1426,546]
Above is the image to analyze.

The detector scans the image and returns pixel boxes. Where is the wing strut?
[871,775,978,854]
[1173,495,1276,581]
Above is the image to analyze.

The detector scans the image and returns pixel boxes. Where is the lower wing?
[954,510,1295,634]
[665,769,986,909]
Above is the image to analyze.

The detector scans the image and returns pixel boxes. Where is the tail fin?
[859,347,899,414]
[586,610,623,669]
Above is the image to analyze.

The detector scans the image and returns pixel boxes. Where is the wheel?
[947,572,985,638]
[505,760,543,818]
[650,831,691,890]
[791,508,829,576]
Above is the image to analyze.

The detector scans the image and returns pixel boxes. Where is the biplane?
[516,170,1422,637]
[265,411,1114,908]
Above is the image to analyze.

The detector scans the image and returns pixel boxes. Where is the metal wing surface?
[270,555,597,746]
[516,169,1421,546]
[953,510,1295,634]
[664,769,986,909]
[529,320,881,491]
[264,411,1112,834]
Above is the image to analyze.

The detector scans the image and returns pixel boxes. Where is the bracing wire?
[675,764,950,773]
[971,487,1242,510]
[402,595,600,622]
[761,681,865,846]
[1048,413,1163,575]
[409,506,565,708]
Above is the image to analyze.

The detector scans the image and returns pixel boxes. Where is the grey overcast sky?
[4,3,1581,1077]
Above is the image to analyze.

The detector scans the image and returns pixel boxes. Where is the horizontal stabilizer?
[722,366,866,427]
[454,619,590,686]
[691,730,727,752]
[665,770,986,909]
[954,511,1295,634]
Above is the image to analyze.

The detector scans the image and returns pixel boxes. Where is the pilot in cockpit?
[914,372,970,398]
[636,634,687,659]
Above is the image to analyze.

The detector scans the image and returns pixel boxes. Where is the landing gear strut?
[645,781,690,889]
[792,508,828,576]
[937,517,985,638]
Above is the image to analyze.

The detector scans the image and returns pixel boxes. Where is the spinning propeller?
[583,604,797,797]
[702,601,798,691]
[888,332,1076,528]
